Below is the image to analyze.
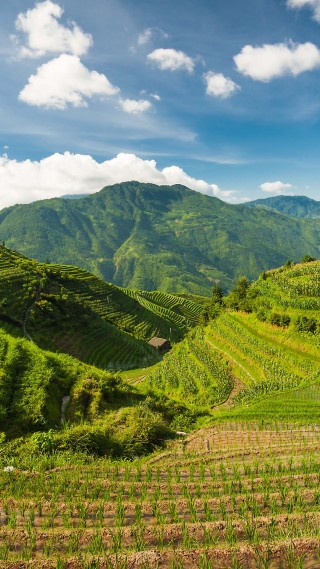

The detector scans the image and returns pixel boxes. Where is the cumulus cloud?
[234,41,320,81]
[260,181,293,194]
[119,98,152,114]
[204,71,240,98]
[12,0,92,58]
[19,54,119,109]
[0,152,238,210]
[147,48,195,73]
[287,0,320,22]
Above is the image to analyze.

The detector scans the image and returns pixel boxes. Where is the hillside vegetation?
[245,194,320,218]
[0,326,202,462]
[1,181,320,293]
[0,258,320,566]
[0,246,205,371]
[145,260,320,413]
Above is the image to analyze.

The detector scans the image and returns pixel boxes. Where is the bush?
[55,424,115,456]
[269,313,291,327]
[301,255,316,263]
[296,315,318,334]
[30,429,55,454]
[112,405,174,458]
[256,309,268,322]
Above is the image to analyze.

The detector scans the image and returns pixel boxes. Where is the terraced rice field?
[206,312,320,398]
[0,248,205,371]
[1,421,320,568]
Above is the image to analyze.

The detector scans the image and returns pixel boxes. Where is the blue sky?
[1,0,320,208]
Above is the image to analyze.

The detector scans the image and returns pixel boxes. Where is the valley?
[0,193,319,568]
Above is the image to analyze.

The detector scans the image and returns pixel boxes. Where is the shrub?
[296,315,318,334]
[30,429,55,454]
[269,313,291,327]
[301,255,316,263]
[112,405,174,458]
[55,424,115,457]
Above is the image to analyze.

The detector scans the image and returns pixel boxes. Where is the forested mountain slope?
[1,182,319,293]
[245,195,320,218]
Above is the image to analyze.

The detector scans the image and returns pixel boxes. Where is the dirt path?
[23,303,35,342]
[206,336,256,385]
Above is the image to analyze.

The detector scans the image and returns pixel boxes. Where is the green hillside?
[207,260,320,404]
[0,327,202,462]
[0,246,205,371]
[1,181,319,293]
[145,260,320,412]
[0,249,320,569]
[245,195,320,218]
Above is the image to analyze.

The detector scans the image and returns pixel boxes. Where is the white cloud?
[19,54,119,110]
[204,71,240,99]
[260,181,293,194]
[138,28,153,46]
[287,0,320,22]
[151,93,161,101]
[234,41,320,81]
[119,98,152,114]
[0,152,239,210]
[147,48,195,73]
[13,0,92,58]
[136,27,168,47]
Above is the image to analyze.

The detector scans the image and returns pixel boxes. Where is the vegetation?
[146,328,233,410]
[245,194,320,218]
[0,249,320,567]
[0,181,319,293]
[0,245,205,370]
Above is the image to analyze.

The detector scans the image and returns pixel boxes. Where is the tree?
[225,276,252,312]
[211,283,224,305]
[301,255,316,263]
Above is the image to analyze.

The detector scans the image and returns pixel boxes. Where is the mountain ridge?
[0,181,319,293]
[245,194,320,218]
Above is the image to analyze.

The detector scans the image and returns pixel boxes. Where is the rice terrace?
[2,0,320,567]
[0,243,320,568]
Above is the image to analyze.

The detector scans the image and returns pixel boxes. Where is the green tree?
[301,255,316,263]
[225,276,252,312]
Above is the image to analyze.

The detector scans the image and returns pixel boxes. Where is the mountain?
[245,195,320,218]
[0,182,319,293]
[0,246,205,370]
[62,194,90,199]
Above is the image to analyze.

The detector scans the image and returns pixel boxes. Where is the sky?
[1,0,320,208]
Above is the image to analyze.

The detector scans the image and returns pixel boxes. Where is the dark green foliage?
[0,329,136,433]
[301,255,316,263]
[225,276,252,312]
[211,284,224,304]
[269,312,291,327]
[296,315,318,333]
[0,328,196,457]
[1,182,320,294]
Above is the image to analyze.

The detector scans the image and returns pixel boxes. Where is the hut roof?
[148,337,169,348]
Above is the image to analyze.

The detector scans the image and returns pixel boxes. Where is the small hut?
[148,337,171,352]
